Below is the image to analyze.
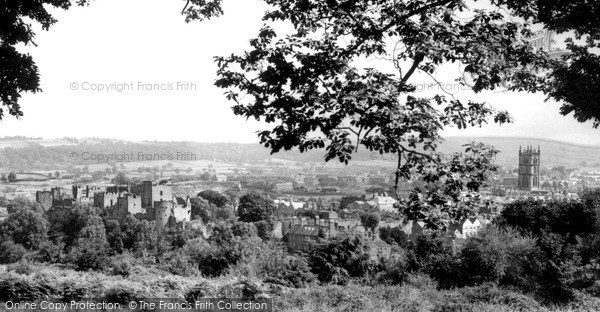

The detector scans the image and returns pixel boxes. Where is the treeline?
[2,194,600,305]
[0,143,322,171]
[408,198,600,303]
[0,141,403,171]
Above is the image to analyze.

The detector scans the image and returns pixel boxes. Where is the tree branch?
[181,0,190,15]
[407,0,455,17]
[394,150,403,200]
[341,0,454,57]
[399,53,425,86]
[399,144,435,160]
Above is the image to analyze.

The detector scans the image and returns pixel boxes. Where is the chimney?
[292,216,298,225]
[300,217,306,226]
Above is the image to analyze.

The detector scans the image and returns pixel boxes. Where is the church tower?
[518,145,540,191]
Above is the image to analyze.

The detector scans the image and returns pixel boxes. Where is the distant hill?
[437,137,600,169]
[0,136,597,171]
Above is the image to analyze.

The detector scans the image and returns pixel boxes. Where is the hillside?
[0,136,597,171]
[2,264,599,312]
[438,137,600,169]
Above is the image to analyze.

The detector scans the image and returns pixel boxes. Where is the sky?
[1,0,599,145]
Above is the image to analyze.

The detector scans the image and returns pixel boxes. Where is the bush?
[104,219,124,254]
[458,284,544,312]
[103,286,142,305]
[254,220,272,241]
[107,254,134,277]
[163,251,197,276]
[34,241,64,263]
[255,243,315,287]
[185,281,215,303]
[308,231,373,284]
[429,252,463,289]
[379,226,409,248]
[0,204,49,250]
[0,240,27,264]
[7,260,35,275]
[408,233,455,273]
[0,274,58,301]
[186,238,241,277]
[460,226,513,286]
[197,190,229,207]
[374,254,408,285]
[66,245,108,271]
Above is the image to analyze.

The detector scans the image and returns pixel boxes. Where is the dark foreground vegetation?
[2,196,600,311]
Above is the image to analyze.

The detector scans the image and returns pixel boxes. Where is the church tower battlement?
[518,145,540,191]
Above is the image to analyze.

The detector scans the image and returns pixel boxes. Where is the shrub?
[67,243,110,271]
[197,190,229,208]
[7,260,35,275]
[0,240,27,264]
[374,254,408,285]
[408,233,455,274]
[254,220,272,241]
[163,251,197,276]
[34,241,64,263]
[107,254,134,277]
[255,243,315,287]
[0,204,49,250]
[458,284,544,312]
[186,238,241,277]
[429,252,463,289]
[104,219,124,254]
[308,231,373,284]
[0,274,58,301]
[185,281,215,303]
[379,226,409,248]
[460,226,513,285]
[103,286,142,305]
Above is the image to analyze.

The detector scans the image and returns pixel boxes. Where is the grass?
[1,264,600,312]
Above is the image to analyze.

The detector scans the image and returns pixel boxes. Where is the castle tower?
[142,180,153,208]
[518,145,540,191]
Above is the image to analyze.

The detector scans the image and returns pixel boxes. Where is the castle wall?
[107,186,129,193]
[36,191,52,211]
[72,185,100,199]
[53,198,73,208]
[51,187,61,201]
[94,192,120,209]
[72,186,82,199]
[154,200,174,227]
[172,204,191,223]
[152,185,172,205]
[102,194,143,223]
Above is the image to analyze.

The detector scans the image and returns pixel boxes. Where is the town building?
[447,218,483,239]
[518,145,540,191]
[368,240,392,260]
[283,216,338,252]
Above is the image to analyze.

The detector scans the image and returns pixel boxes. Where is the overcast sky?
[1,0,599,145]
